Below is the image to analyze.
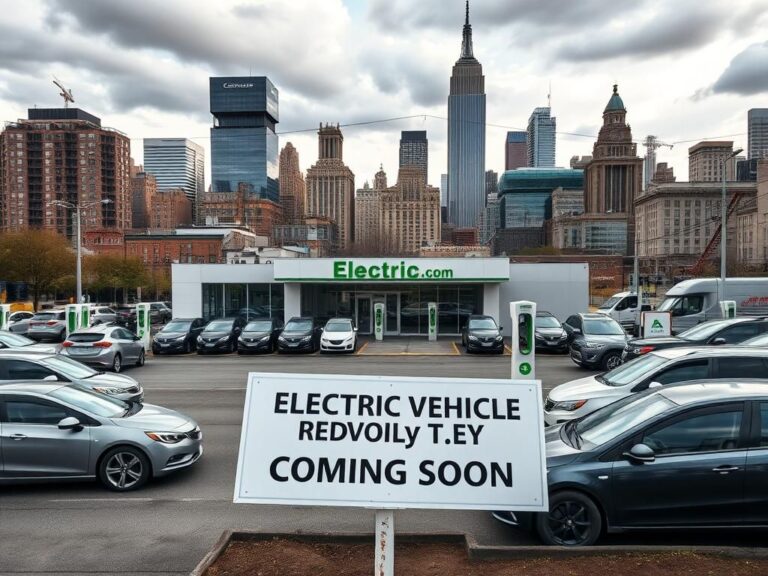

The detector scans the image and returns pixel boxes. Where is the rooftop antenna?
[53,78,74,108]
[547,81,552,108]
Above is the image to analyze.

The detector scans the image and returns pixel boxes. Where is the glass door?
[385,293,399,335]
[356,296,372,334]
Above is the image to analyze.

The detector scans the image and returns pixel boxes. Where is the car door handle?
[10,433,27,440]
[712,465,740,473]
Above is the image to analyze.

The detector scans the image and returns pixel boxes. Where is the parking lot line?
[355,341,369,355]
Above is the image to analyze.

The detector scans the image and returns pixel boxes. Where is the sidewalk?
[356,336,460,356]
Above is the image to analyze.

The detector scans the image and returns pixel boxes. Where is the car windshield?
[743,333,768,347]
[656,297,677,312]
[41,355,99,379]
[576,393,676,447]
[285,320,312,331]
[325,320,352,332]
[468,318,497,330]
[536,316,561,329]
[245,321,272,332]
[602,353,669,387]
[678,320,734,341]
[32,312,58,321]
[204,321,233,332]
[49,383,129,418]
[583,318,625,335]
[0,332,36,347]
[598,296,622,310]
[163,321,191,332]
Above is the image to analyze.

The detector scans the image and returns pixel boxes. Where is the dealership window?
[202,283,284,321]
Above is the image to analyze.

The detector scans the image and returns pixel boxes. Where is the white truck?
[596,291,651,334]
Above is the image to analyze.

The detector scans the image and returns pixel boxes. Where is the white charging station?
[374,302,385,341]
[510,300,536,380]
[136,302,151,350]
[0,304,11,331]
[65,304,87,338]
[427,301,437,341]
[720,300,737,319]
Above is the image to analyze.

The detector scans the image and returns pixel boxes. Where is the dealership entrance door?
[355,293,399,335]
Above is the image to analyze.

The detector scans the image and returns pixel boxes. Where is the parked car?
[60,325,146,373]
[277,317,322,353]
[534,312,568,353]
[461,315,504,354]
[152,318,206,354]
[0,381,201,491]
[623,316,768,362]
[196,317,246,354]
[115,305,137,331]
[564,313,628,371]
[89,306,117,325]
[27,310,67,342]
[743,332,768,347]
[544,346,768,426]
[0,331,60,354]
[148,302,172,324]
[237,317,283,354]
[0,350,143,402]
[320,317,358,353]
[494,381,768,546]
[7,311,35,335]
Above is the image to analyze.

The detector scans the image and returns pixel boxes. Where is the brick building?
[273,215,338,257]
[82,228,125,255]
[278,142,306,225]
[198,184,283,237]
[130,163,156,229]
[150,189,193,229]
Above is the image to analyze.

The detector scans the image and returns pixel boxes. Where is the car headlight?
[468,335,478,341]
[278,335,286,342]
[552,399,588,411]
[197,335,203,342]
[93,386,126,395]
[219,335,229,342]
[301,335,312,342]
[175,335,186,341]
[495,335,503,341]
[145,431,187,444]
[534,333,544,340]
[259,335,270,341]
[583,342,605,349]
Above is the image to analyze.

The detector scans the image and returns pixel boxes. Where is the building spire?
[460,0,474,58]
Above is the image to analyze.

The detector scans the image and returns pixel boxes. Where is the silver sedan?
[0,381,202,491]
[60,325,146,373]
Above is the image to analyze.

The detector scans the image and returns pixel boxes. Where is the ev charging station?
[510,300,536,380]
[720,300,737,319]
[136,303,151,350]
[0,304,11,331]
[65,304,89,338]
[427,302,437,342]
[374,302,385,341]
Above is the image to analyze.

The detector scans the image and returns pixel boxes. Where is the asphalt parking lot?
[2,350,767,575]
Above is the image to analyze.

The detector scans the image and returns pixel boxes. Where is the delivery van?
[596,291,651,334]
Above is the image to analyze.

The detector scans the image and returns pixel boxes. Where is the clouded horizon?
[2,0,768,190]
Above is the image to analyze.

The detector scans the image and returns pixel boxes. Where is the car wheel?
[535,490,602,547]
[602,352,622,371]
[99,446,151,492]
[136,349,145,367]
[112,353,122,373]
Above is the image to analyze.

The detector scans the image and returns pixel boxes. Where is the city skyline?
[1,0,768,193]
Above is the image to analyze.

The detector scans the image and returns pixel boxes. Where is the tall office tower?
[130,163,156,229]
[143,138,205,217]
[748,109,768,160]
[355,181,380,250]
[447,1,486,227]
[380,166,441,254]
[398,130,428,183]
[527,107,556,167]
[0,108,131,238]
[278,142,306,224]
[485,170,498,196]
[440,173,448,207]
[505,131,527,170]
[688,141,736,182]
[305,124,355,250]
[209,76,279,201]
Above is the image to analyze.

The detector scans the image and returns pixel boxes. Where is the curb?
[189,530,768,575]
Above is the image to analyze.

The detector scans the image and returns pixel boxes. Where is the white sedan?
[320,318,358,353]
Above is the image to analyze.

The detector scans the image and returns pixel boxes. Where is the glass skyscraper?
[527,107,556,167]
[498,168,583,228]
[447,2,486,228]
[748,108,768,160]
[143,138,205,207]
[399,130,428,183]
[209,76,279,201]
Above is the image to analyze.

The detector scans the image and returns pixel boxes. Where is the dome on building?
[604,84,625,112]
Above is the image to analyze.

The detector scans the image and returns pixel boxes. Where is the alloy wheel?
[136,349,145,366]
[546,501,593,546]
[104,452,143,490]
[605,354,622,371]
[112,354,122,373]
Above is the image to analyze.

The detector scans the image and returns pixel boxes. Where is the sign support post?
[374,509,394,576]
[374,302,385,342]
[427,302,437,342]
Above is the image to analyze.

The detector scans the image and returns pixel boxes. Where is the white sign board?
[234,373,548,512]
[641,311,672,338]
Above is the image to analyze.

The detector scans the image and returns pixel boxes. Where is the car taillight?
[46,320,58,326]
[639,346,655,355]
[93,341,112,348]
[62,341,73,347]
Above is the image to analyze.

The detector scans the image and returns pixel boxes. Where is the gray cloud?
[712,42,768,96]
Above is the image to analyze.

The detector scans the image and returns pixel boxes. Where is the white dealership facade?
[171,258,588,336]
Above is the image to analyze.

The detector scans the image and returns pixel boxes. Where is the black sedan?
[461,315,504,353]
[623,317,768,362]
[534,312,568,353]
[494,380,768,546]
[196,317,246,354]
[152,318,205,354]
[277,317,322,353]
[237,318,283,354]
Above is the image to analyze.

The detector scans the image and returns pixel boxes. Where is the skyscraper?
[305,124,355,250]
[209,76,279,201]
[527,107,556,167]
[485,170,498,196]
[688,141,736,182]
[380,166,441,254]
[278,142,306,225]
[398,131,428,183]
[505,131,527,170]
[143,138,204,217]
[748,109,768,160]
[447,1,486,228]
[440,173,448,208]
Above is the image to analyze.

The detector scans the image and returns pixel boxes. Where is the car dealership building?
[171,257,588,336]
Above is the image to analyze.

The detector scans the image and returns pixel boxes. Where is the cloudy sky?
[2,0,768,190]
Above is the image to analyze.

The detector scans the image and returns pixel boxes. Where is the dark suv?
[461,315,504,353]
[535,311,568,353]
[196,317,246,354]
[564,313,627,371]
[152,318,205,354]
[237,317,283,354]
[277,317,322,353]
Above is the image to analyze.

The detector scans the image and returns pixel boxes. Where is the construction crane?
[690,192,744,276]
[53,78,74,108]
[642,135,674,188]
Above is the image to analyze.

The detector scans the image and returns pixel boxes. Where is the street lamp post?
[720,148,743,300]
[48,199,112,304]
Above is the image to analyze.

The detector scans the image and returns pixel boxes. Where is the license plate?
[482,342,492,347]
[547,341,559,346]
[288,342,299,347]
[160,343,169,348]
[206,343,214,347]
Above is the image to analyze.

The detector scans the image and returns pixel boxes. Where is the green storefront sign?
[333,261,454,281]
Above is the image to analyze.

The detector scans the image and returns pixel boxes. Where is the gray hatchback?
[0,381,202,491]
[60,325,146,373]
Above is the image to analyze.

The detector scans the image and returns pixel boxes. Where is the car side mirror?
[353,327,358,332]
[499,326,503,332]
[623,443,655,464]
[711,337,726,345]
[133,335,140,341]
[58,416,82,431]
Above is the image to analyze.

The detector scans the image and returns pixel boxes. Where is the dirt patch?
[203,538,768,576]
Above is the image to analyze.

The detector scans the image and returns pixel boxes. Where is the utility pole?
[720,148,743,300]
